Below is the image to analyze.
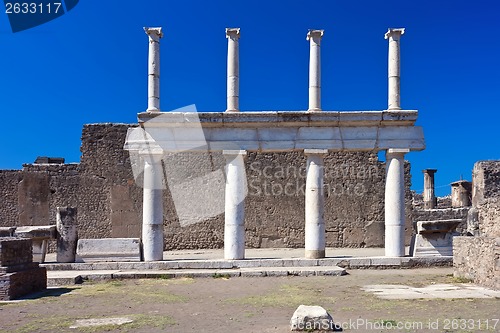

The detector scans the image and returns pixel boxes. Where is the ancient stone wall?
[0,170,20,227]
[454,160,500,290]
[0,123,415,250]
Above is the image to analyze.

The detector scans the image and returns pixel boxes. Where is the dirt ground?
[0,268,499,333]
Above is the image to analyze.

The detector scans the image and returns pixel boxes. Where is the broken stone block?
[56,207,78,263]
[14,225,57,263]
[290,305,334,331]
[412,219,462,257]
[76,238,142,262]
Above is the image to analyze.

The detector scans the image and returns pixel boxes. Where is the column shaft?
[224,150,247,259]
[384,28,405,110]
[307,30,324,111]
[304,149,327,259]
[144,27,163,112]
[384,149,408,257]
[422,169,437,209]
[226,28,240,112]
[142,155,164,261]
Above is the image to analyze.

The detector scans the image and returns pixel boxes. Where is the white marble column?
[142,153,164,261]
[384,148,409,257]
[144,27,164,112]
[226,28,240,112]
[223,150,247,259]
[304,149,327,259]
[307,30,324,112]
[384,28,405,110]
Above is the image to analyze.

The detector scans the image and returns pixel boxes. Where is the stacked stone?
[0,237,46,300]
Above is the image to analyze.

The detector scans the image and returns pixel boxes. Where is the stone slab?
[75,238,142,263]
[14,225,56,239]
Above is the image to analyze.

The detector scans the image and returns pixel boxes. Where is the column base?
[225,109,239,112]
[305,249,325,259]
[307,108,322,112]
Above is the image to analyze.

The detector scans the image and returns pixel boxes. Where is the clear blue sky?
[1,0,499,196]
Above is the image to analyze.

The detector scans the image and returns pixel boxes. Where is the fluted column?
[223,150,247,259]
[307,30,324,111]
[422,169,437,209]
[142,153,164,261]
[384,28,405,110]
[304,149,327,259]
[144,27,163,112]
[385,149,409,257]
[226,28,240,112]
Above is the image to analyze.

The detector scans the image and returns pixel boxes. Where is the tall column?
[304,149,327,259]
[384,28,405,110]
[142,153,164,261]
[223,150,247,259]
[144,27,164,112]
[384,149,409,257]
[226,28,240,112]
[307,30,324,112]
[422,169,437,209]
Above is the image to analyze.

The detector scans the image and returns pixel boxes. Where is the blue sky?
[0,0,498,196]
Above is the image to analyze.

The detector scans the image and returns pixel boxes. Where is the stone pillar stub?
[223,150,247,260]
[144,27,164,112]
[304,149,328,259]
[142,153,164,261]
[307,29,324,112]
[384,148,409,257]
[384,28,405,110]
[451,180,472,208]
[56,206,78,263]
[422,169,437,209]
[226,28,241,112]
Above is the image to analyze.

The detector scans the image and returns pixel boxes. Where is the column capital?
[304,149,328,155]
[422,169,437,175]
[384,28,405,40]
[144,27,164,41]
[307,29,324,41]
[386,148,409,157]
[226,28,241,39]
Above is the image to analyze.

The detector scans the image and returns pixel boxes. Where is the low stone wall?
[453,236,500,290]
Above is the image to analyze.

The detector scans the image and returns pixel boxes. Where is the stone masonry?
[454,161,500,290]
[0,124,414,250]
[0,237,47,300]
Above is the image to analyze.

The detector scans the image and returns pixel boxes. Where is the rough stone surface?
[0,124,414,250]
[290,305,334,331]
[76,238,142,262]
[56,207,78,263]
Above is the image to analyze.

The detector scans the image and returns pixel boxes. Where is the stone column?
[451,180,472,207]
[384,28,405,110]
[223,150,247,259]
[304,149,328,259]
[144,27,163,112]
[422,169,437,209]
[307,30,324,112]
[56,207,78,263]
[384,149,409,257]
[226,28,240,112]
[142,153,164,261]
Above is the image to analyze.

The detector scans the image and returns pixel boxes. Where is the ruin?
[0,27,426,261]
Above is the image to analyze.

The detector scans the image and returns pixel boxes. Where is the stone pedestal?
[304,149,327,259]
[142,154,164,261]
[384,149,408,257]
[384,28,405,110]
[412,219,461,256]
[56,207,78,263]
[226,28,240,112]
[223,150,247,260]
[307,30,324,112]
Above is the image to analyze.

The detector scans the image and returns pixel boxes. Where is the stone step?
[41,256,452,272]
[47,266,347,286]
